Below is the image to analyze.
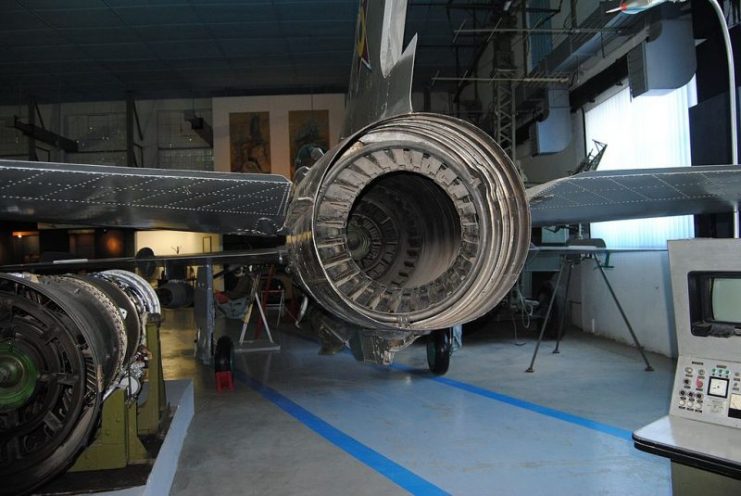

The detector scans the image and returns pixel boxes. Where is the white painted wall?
[212,94,345,178]
[571,251,678,358]
[134,231,221,257]
[6,94,347,175]
[0,103,63,162]
[127,98,213,168]
[1,98,214,169]
[134,230,223,289]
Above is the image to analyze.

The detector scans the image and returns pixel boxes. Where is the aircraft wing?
[0,159,292,235]
[0,247,286,273]
[527,165,741,227]
[528,245,659,255]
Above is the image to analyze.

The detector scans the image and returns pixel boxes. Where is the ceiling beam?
[13,117,78,154]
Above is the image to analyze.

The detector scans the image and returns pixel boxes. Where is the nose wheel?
[214,336,234,392]
[426,328,452,375]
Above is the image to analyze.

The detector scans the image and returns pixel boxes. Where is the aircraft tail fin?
[343,0,417,136]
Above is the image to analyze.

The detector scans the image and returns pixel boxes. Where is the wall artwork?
[289,110,329,178]
[229,112,271,173]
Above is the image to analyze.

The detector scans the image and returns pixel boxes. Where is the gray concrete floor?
[161,311,406,496]
[163,309,674,495]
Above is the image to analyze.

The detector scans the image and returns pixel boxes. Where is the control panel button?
[696,379,704,389]
[679,400,686,407]
[685,367,693,374]
[699,369,705,376]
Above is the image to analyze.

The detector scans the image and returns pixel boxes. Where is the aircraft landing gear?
[214,336,234,392]
[426,328,453,375]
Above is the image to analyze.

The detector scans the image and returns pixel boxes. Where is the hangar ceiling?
[0,0,472,104]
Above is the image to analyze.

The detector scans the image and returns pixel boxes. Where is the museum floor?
[162,309,674,496]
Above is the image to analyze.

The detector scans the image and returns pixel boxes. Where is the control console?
[671,356,741,428]
[634,240,741,485]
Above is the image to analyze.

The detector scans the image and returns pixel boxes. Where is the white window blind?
[584,80,697,249]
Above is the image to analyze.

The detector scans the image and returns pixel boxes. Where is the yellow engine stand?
[70,322,168,471]
[138,321,168,436]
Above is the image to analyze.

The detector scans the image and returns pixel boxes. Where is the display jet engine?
[0,270,159,495]
[1,1,741,492]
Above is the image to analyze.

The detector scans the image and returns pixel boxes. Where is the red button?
[696,379,704,388]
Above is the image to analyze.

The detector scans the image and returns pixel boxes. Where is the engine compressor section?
[0,270,161,496]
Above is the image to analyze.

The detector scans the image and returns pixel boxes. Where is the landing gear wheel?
[213,336,235,392]
[426,329,452,375]
[214,336,234,373]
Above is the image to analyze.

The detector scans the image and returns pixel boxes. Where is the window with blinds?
[584,78,697,249]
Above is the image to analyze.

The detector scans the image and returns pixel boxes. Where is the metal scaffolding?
[431,1,572,163]
[490,13,518,162]
[428,0,634,165]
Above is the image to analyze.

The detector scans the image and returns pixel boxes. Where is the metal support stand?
[526,257,565,373]
[236,272,280,353]
[70,321,166,471]
[194,264,215,365]
[138,322,168,435]
[261,289,285,327]
[69,389,149,471]
[594,258,654,372]
[526,255,654,373]
[552,261,573,354]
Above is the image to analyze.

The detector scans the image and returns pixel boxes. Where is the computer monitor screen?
[712,278,741,323]
[688,272,741,337]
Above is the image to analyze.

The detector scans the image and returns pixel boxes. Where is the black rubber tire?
[214,336,234,373]
[135,247,157,280]
[426,329,452,375]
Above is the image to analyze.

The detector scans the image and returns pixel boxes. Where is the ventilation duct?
[529,89,572,155]
[628,18,696,98]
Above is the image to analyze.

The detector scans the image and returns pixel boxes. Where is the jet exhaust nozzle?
[286,113,531,331]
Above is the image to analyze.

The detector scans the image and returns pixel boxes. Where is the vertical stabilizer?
[343,0,417,136]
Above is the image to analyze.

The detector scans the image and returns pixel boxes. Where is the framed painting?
[229,112,271,173]
[289,110,329,178]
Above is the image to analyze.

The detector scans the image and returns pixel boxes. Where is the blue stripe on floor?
[391,363,633,441]
[282,332,632,440]
[232,369,450,496]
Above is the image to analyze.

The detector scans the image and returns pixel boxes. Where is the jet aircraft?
[2,1,741,493]
[1,0,740,369]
